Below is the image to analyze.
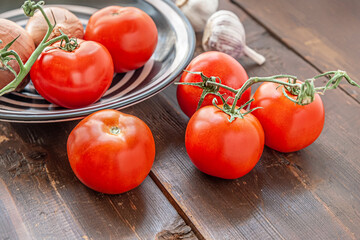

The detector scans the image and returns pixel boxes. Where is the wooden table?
[1,0,360,239]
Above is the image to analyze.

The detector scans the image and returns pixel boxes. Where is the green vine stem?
[0,0,79,95]
[176,70,360,122]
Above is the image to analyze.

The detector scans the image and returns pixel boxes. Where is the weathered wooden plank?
[0,123,86,240]
[0,179,31,240]
[149,1,360,239]
[0,121,196,240]
[232,0,360,102]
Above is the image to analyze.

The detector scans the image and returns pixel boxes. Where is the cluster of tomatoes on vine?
[176,52,358,179]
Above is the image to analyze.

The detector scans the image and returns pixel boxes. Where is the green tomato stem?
[0,0,77,96]
[228,75,299,114]
[204,81,238,94]
[178,70,359,122]
[0,50,25,71]
[38,6,54,46]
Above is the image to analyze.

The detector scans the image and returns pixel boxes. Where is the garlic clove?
[244,46,266,65]
[202,10,266,65]
[176,0,188,8]
[176,0,219,32]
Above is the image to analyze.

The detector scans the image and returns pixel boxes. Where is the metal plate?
[0,0,195,122]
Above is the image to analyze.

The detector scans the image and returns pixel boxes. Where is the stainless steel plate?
[0,0,195,122]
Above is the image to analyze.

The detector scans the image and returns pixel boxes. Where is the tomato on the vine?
[185,105,264,179]
[67,109,156,194]
[251,80,325,153]
[84,6,158,73]
[30,39,114,109]
[177,51,250,118]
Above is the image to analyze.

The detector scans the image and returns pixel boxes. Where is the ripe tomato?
[185,105,264,179]
[177,51,250,118]
[30,39,114,109]
[84,6,158,73]
[67,109,156,194]
[251,80,325,152]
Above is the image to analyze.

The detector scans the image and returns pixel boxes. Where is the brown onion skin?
[0,19,35,91]
[26,7,84,47]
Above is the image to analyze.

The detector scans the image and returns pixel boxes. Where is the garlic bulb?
[202,10,266,65]
[26,7,84,46]
[176,0,218,32]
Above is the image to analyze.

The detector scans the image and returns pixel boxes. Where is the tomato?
[251,80,325,153]
[67,109,156,194]
[30,39,114,109]
[177,51,250,118]
[84,6,158,73]
[185,105,264,179]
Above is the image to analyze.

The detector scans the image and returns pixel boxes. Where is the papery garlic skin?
[176,0,219,32]
[203,10,266,65]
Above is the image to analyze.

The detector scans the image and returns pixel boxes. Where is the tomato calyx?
[281,70,359,105]
[57,30,79,52]
[282,78,316,105]
[176,71,262,122]
[211,97,260,122]
[176,70,229,110]
[110,126,121,135]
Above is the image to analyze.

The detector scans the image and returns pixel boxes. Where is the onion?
[26,7,84,46]
[0,19,35,91]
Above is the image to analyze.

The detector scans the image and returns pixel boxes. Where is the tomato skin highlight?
[84,6,158,73]
[251,81,325,153]
[67,109,155,194]
[177,51,251,118]
[185,106,264,179]
[30,40,114,109]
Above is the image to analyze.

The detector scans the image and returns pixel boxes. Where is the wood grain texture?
[152,0,360,239]
[0,122,196,240]
[0,179,31,240]
[232,0,360,102]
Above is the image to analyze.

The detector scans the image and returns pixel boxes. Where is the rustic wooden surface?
[1,0,360,239]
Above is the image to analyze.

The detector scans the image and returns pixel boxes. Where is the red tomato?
[251,80,325,152]
[30,40,114,109]
[84,6,158,73]
[185,105,264,179]
[177,51,250,118]
[67,109,155,194]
